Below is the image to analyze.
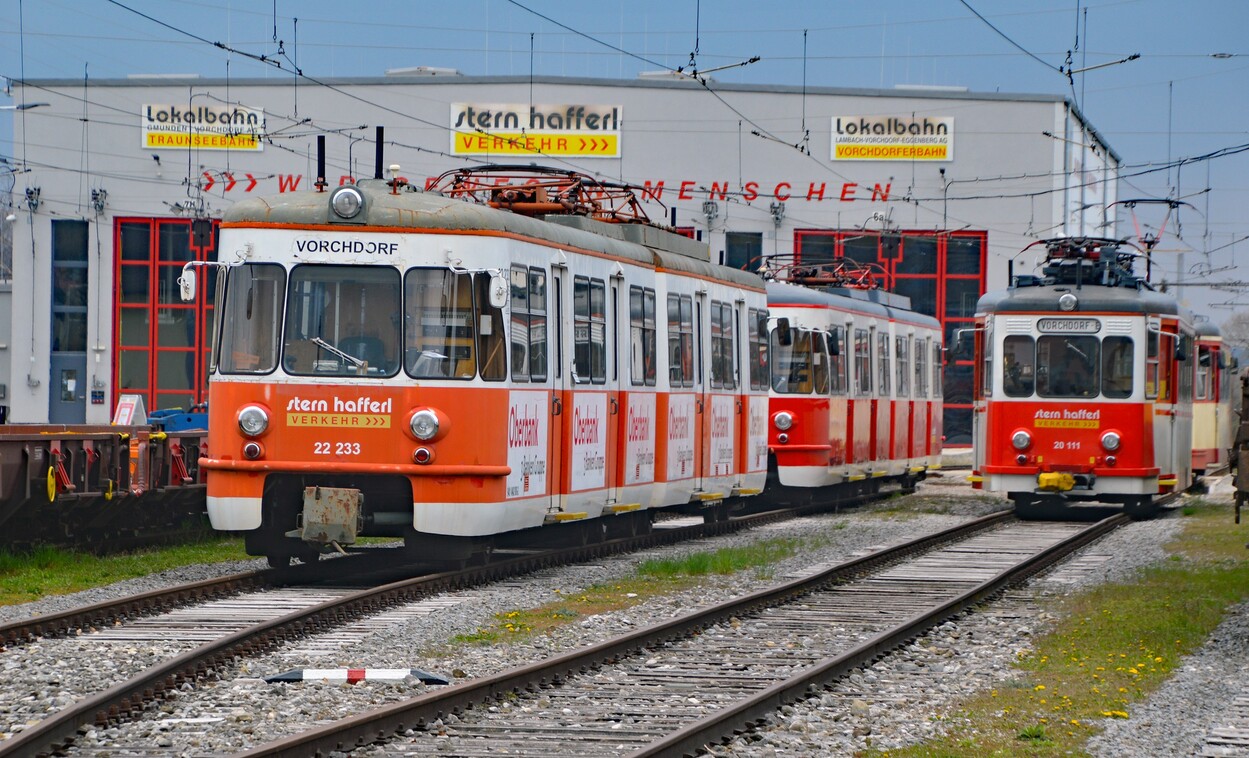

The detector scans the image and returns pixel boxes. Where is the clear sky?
[3,0,1247,319]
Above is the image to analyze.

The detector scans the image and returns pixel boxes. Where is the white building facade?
[2,74,1119,443]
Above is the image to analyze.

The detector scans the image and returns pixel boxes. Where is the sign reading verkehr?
[142,104,265,151]
[451,103,621,158]
[831,116,953,161]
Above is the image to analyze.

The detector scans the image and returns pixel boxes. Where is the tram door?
[693,293,708,494]
[548,270,567,513]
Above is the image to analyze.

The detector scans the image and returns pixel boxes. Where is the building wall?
[3,75,1119,425]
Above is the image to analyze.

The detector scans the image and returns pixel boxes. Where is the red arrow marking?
[201,172,215,192]
[245,174,257,191]
[223,172,237,192]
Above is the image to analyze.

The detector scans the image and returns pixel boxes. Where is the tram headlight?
[409,409,440,440]
[1058,292,1078,311]
[330,186,364,219]
[1101,431,1122,452]
[237,405,269,438]
[1011,430,1032,451]
[773,411,794,431]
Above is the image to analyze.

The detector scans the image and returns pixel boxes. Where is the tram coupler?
[286,486,364,546]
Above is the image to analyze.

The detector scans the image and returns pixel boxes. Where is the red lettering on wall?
[742,181,759,202]
[871,183,892,201]
[678,181,696,200]
[840,183,858,201]
[807,182,826,201]
[774,182,791,202]
[277,174,302,193]
[709,181,729,201]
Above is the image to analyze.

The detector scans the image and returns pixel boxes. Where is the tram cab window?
[404,269,476,380]
[475,275,506,381]
[1195,345,1212,400]
[1002,335,1035,397]
[220,263,285,375]
[771,327,820,394]
[284,264,401,377]
[1101,336,1134,399]
[748,308,769,391]
[668,294,694,387]
[1036,335,1099,398]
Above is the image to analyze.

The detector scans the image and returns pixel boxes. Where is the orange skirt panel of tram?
[982,401,1157,476]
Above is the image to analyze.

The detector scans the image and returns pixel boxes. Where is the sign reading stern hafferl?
[451,103,621,158]
[142,104,265,151]
[832,116,953,161]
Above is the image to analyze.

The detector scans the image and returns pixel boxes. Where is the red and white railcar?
[1191,320,1239,474]
[764,261,943,496]
[183,166,769,566]
[969,237,1196,518]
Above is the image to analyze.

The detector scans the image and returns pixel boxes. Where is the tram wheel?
[1123,496,1160,520]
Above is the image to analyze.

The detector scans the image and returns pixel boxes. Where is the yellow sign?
[287,413,391,428]
[450,103,621,158]
[1034,418,1099,429]
[831,115,953,162]
[453,132,618,157]
[142,104,265,152]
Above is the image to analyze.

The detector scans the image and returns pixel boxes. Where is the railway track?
[227,511,1125,756]
[0,493,890,757]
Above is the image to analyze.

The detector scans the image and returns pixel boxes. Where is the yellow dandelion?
[1034,684,1046,691]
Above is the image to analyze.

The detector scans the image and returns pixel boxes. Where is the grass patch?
[867,498,1249,757]
[0,539,250,606]
[449,535,820,646]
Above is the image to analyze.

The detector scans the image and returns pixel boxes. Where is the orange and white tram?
[764,261,943,496]
[184,166,771,566]
[969,237,1196,518]
[1192,320,1239,474]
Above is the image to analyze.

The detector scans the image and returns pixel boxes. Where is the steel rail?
[234,510,1019,757]
[0,492,863,757]
[633,512,1129,757]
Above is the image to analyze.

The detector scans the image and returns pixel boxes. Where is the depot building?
[1,72,1120,443]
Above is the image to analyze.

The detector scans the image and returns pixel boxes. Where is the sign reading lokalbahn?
[831,116,953,161]
[451,103,621,158]
[142,104,265,151]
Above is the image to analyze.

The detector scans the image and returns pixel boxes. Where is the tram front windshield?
[215,264,505,380]
[1002,334,1133,399]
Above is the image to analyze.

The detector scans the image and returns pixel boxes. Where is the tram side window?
[1002,335,1035,397]
[405,268,476,380]
[1037,335,1099,398]
[629,286,657,387]
[284,264,401,377]
[710,300,736,390]
[748,308,768,391]
[914,337,928,398]
[1178,335,1194,403]
[854,329,871,396]
[475,275,506,381]
[574,276,607,384]
[896,336,910,398]
[1145,331,1159,399]
[827,327,845,395]
[1102,336,1133,399]
[814,331,831,395]
[509,267,548,383]
[220,263,285,374]
[1195,344,1212,400]
[771,327,813,394]
[668,294,694,387]
[877,332,891,396]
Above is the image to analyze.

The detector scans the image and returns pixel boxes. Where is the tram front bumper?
[1037,472,1077,492]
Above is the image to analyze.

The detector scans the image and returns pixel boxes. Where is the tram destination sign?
[1037,317,1100,334]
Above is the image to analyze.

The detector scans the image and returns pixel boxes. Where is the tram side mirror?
[776,317,792,347]
[488,272,509,309]
[178,265,196,302]
[828,330,842,356]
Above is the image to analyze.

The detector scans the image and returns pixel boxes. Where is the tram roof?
[976,283,1189,319]
[766,280,940,329]
[223,179,762,290]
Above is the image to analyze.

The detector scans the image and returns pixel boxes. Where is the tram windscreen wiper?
[311,336,364,368]
[1064,340,1089,362]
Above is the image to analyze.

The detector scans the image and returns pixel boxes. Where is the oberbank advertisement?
[142,104,265,151]
[832,115,953,161]
[451,103,621,158]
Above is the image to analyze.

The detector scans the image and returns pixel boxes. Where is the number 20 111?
[314,441,361,455]
[1052,440,1080,450]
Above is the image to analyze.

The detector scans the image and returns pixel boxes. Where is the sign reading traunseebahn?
[142,104,265,151]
